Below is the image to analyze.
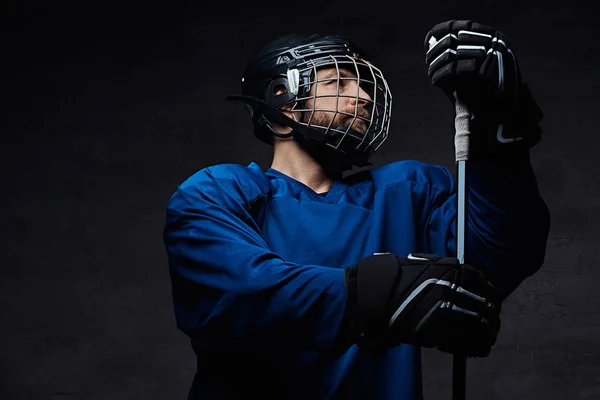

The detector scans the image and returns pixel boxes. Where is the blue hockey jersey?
[163,156,550,400]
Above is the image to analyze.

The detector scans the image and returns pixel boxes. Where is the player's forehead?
[315,66,358,79]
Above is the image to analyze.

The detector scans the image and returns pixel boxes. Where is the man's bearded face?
[299,66,373,135]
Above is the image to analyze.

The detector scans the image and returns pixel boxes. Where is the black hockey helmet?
[226,33,393,168]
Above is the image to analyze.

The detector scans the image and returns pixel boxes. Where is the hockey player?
[163,20,550,400]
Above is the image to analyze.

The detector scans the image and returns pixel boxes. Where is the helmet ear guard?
[226,67,309,142]
[228,68,301,142]
[264,76,296,109]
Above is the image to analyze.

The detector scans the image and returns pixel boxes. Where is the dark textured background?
[3,0,599,399]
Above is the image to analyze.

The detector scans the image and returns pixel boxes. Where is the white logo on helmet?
[286,69,300,96]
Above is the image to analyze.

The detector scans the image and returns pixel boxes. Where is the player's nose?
[348,81,372,105]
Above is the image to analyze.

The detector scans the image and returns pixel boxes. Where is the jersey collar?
[259,164,347,203]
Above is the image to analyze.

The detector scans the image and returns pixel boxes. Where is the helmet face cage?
[289,54,392,157]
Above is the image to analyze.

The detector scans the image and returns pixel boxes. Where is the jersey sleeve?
[423,151,551,300]
[162,165,347,354]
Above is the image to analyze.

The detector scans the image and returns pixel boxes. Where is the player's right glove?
[342,252,501,357]
[423,20,543,158]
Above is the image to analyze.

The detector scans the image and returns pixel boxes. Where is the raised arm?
[423,20,551,300]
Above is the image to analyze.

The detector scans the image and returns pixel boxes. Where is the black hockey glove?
[343,253,501,357]
[424,20,543,158]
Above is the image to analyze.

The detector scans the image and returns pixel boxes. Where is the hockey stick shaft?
[453,96,470,400]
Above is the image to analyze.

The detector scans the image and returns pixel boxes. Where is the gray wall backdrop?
[3,0,599,399]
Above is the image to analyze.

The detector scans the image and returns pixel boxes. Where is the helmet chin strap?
[264,120,294,139]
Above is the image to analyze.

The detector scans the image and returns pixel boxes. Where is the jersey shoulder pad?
[368,159,454,192]
[169,162,271,211]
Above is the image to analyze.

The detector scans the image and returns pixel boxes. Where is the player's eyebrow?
[320,68,357,80]
[319,69,338,80]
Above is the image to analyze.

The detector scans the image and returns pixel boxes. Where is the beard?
[305,107,371,136]
[291,106,373,175]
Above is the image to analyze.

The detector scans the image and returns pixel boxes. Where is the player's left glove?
[342,252,501,357]
[424,20,543,158]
